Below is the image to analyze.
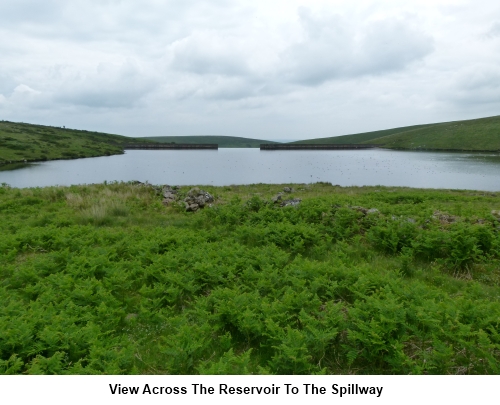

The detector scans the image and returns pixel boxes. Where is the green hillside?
[291,124,432,145]
[367,115,500,151]
[290,115,500,152]
[0,121,154,164]
[143,135,277,148]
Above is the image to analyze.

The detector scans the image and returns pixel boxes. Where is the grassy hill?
[0,121,155,164]
[367,115,500,151]
[291,124,433,145]
[143,135,277,148]
[291,115,500,151]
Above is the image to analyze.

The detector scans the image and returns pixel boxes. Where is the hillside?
[0,121,154,164]
[290,115,500,151]
[143,135,277,148]
[290,124,432,145]
[367,115,500,151]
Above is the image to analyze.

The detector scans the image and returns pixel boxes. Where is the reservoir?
[0,148,499,191]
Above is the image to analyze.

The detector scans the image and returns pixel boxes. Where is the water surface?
[1,148,499,191]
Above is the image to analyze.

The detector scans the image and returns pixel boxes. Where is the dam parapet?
[260,144,378,150]
[124,144,218,150]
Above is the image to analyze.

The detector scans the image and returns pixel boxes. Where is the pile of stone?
[183,187,214,212]
[432,210,458,224]
[281,198,302,207]
[271,188,302,207]
[162,185,178,206]
[350,206,380,215]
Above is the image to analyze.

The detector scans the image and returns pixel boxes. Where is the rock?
[280,198,302,207]
[432,210,458,224]
[283,187,293,193]
[185,203,199,212]
[350,206,368,214]
[162,185,178,206]
[271,193,283,203]
[491,210,500,219]
[183,188,214,211]
[406,218,416,223]
[366,208,380,215]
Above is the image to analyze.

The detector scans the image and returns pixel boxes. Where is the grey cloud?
[0,0,239,47]
[169,32,251,76]
[54,61,157,108]
[485,22,500,38]
[194,77,266,100]
[282,10,434,86]
[0,0,64,25]
[0,74,17,96]
[447,66,500,105]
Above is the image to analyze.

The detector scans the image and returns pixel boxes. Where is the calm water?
[1,148,499,191]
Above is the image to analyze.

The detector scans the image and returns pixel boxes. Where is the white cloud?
[1,0,500,139]
[54,60,158,108]
[282,9,434,85]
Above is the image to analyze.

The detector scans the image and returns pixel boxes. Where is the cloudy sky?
[1,0,499,140]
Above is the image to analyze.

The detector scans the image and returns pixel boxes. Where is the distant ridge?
[142,135,277,148]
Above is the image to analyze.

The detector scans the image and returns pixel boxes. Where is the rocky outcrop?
[184,187,214,212]
[432,210,458,224]
[350,206,379,215]
[271,193,283,203]
[162,185,178,206]
[271,192,301,207]
[281,198,301,207]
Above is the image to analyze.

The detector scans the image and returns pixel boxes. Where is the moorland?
[1,182,499,374]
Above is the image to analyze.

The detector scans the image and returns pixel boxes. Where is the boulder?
[283,187,293,193]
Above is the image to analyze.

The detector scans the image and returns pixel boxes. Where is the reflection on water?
[0,148,499,191]
[0,162,34,172]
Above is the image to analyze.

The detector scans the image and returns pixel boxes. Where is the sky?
[1,0,499,141]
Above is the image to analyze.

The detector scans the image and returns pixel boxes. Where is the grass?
[0,121,156,164]
[1,181,500,375]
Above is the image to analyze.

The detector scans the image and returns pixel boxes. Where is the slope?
[289,116,500,151]
[0,121,154,164]
[366,115,500,151]
[290,124,433,145]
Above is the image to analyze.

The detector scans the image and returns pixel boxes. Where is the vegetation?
[142,135,278,148]
[290,124,432,145]
[291,115,500,152]
[1,181,500,375]
[0,121,156,165]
